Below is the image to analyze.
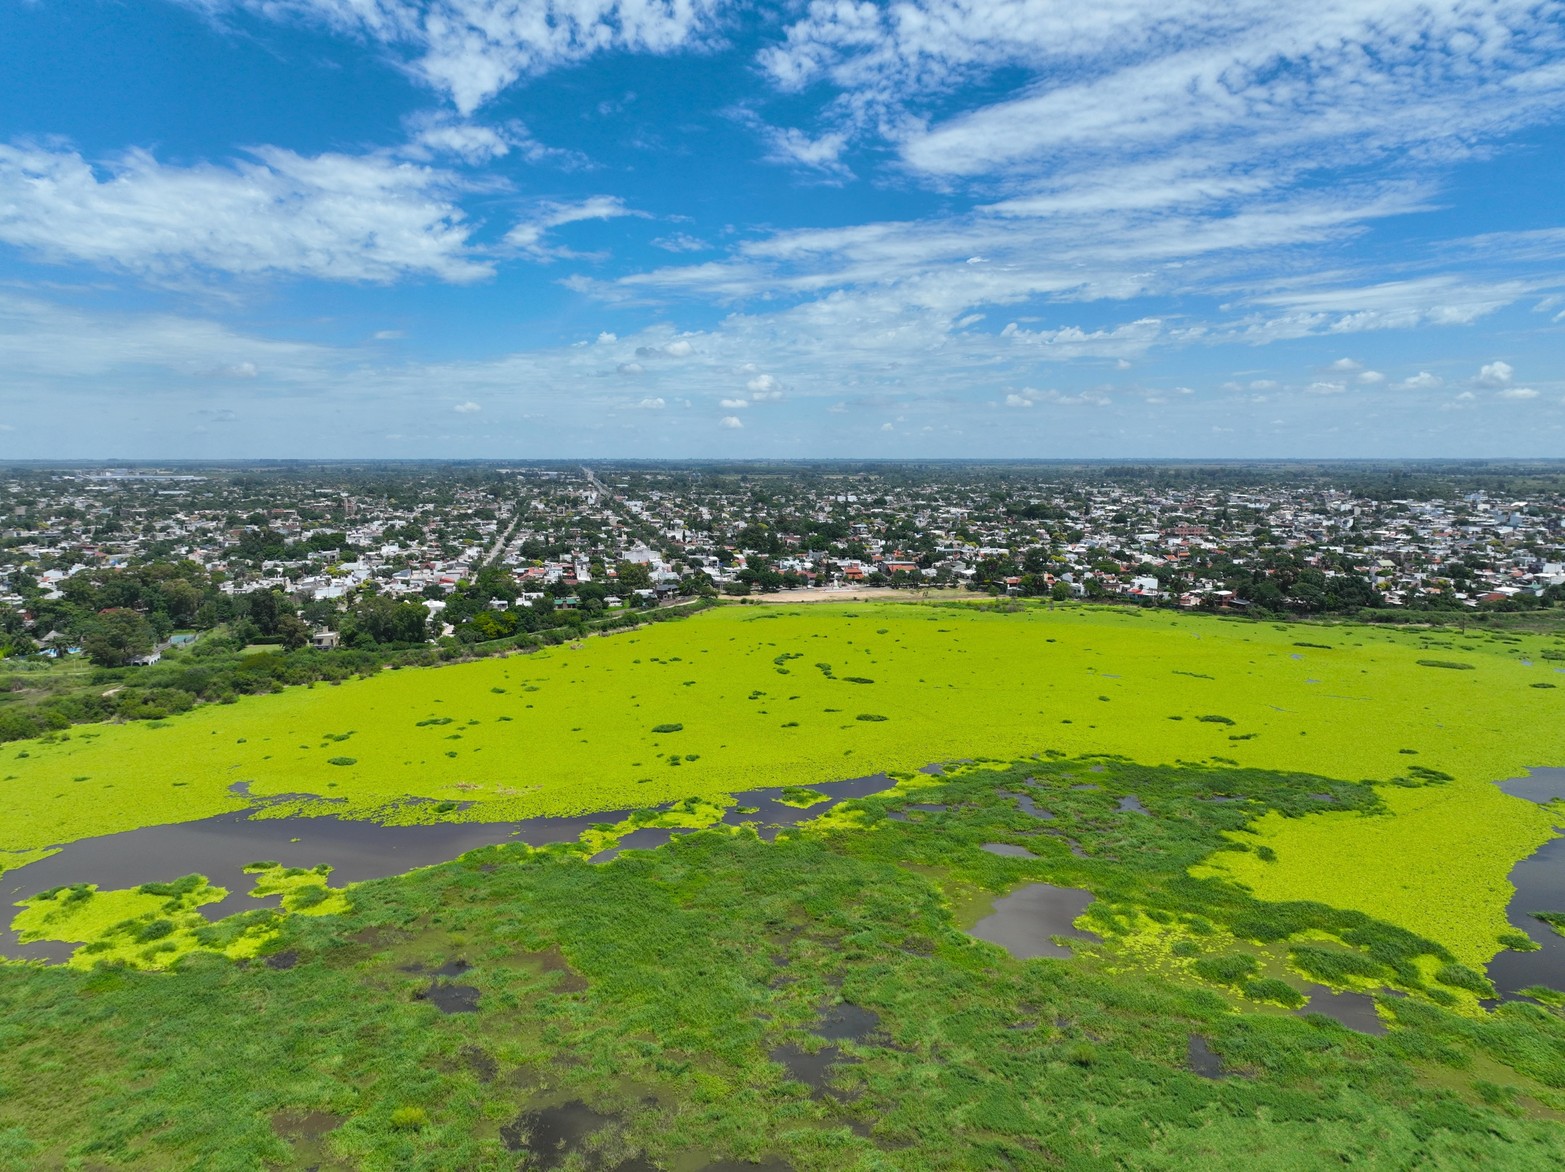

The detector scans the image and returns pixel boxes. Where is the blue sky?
[1,0,1563,459]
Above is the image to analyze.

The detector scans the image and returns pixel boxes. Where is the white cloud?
[188,0,726,114]
[652,233,710,253]
[1498,387,1539,400]
[1304,381,1346,396]
[453,400,481,413]
[0,139,489,283]
[1329,357,1362,371]
[758,124,853,182]
[881,421,895,431]
[633,396,666,409]
[662,339,694,358]
[373,329,405,340]
[745,373,785,400]
[597,331,618,344]
[1401,371,1442,390]
[1478,360,1514,386]
[505,195,644,260]
[401,111,582,166]
[1357,370,1385,384]
[1004,392,1033,408]
[719,398,748,408]
[718,414,743,429]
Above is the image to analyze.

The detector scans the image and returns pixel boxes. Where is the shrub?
[1192,953,1259,986]
[1196,715,1235,725]
[651,723,683,733]
[1243,978,1307,1008]
[856,714,888,722]
[1416,660,1474,670]
[389,1106,428,1131]
[1435,962,1495,997]
[1288,943,1387,984]
[326,756,357,767]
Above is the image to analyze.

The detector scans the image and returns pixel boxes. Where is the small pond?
[967,883,1097,960]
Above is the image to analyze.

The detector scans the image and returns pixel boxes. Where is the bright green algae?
[3,604,1561,853]
[3,602,1561,974]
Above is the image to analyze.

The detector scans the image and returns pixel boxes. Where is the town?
[2,461,1563,666]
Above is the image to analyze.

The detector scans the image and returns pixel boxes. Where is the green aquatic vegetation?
[2,602,1563,899]
[326,756,357,767]
[1195,777,1557,969]
[245,862,351,916]
[776,787,830,809]
[1192,953,1260,986]
[9,875,278,969]
[1418,660,1476,670]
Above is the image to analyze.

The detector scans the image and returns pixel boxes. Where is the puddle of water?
[1117,795,1149,815]
[461,1044,498,1082]
[967,883,1097,959]
[815,1002,880,1043]
[271,1108,346,1167]
[264,950,298,970]
[770,1002,880,1098]
[769,1042,847,1094]
[1295,988,1388,1034]
[272,1110,344,1139]
[1070,784,1099,792]
[501,1099,618,1163]
[903,803,948,814]
[418,982,480,1013]
[1001,792,1053,819]
[1187,1034,1224,1078]
[981,843,1037,859]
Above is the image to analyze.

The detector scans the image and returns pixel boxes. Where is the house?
[311,630,341,650]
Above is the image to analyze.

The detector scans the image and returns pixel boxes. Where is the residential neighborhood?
[2,462,1563,660]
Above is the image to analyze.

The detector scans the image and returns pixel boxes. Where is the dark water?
[769,1002,880,1096]
[1489,769,1565,998]
[981,843,1037,859]
[1,772,902,962]
[1187,1034,1224,1078]
[1296,988,1388,1034]
[419,982,480,1013]
[501,1099,616,1161]
[1002,791,1053,819]
[1498,767,1565,806]
[1117,795,1149,815]
[967,883,1097,959]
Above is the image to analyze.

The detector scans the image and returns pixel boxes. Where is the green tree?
[81,608,155,668]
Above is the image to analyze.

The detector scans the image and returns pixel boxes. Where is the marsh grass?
[3,755,1565,1167]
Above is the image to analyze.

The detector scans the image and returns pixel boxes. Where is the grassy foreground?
[4,758,1565,1170]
